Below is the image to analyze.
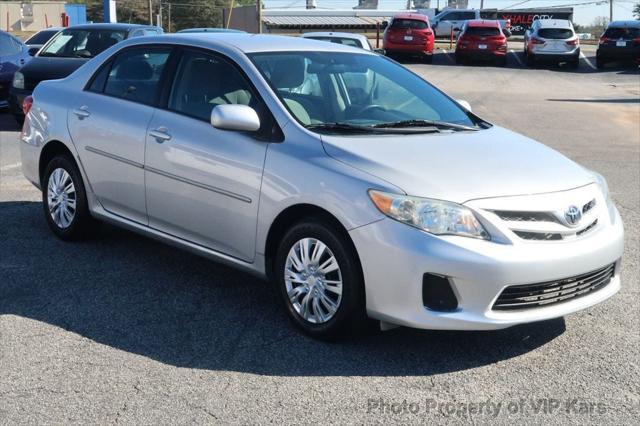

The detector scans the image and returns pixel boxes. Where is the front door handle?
[72,106,90,119]
[149,127,171,142]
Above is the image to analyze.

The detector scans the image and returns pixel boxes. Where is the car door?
[0,33,28,71]
[67,45,173,224]
[144,48,272,262]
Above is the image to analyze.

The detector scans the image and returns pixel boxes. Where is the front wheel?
[274,220,368,340]
[42,155,98,240]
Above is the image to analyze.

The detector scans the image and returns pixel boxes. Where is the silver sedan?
[20,34,624,339]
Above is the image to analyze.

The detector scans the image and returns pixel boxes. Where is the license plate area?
[404,36,413,41]
[478,44,487,49]
[616,41,627,47]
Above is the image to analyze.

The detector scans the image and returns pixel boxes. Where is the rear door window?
[103,47,171,105]
[0,33,22,55]
[538,28,574,39]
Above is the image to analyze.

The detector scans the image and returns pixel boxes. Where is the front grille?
[492,263,615,311]
[490,198,598,242]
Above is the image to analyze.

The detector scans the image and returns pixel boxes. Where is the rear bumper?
[531,47,580,61]
[383,40,433,54]
[597,46,640,61]
[456,48,507,59]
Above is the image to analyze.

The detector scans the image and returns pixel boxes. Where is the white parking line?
[509,50,524,67]
[0,163,21,171]
[580,52,597,70]
[441,49,454,63]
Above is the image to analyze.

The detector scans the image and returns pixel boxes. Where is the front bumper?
[349,206,624,331]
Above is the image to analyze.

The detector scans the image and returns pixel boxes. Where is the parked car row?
[376,13,638,70]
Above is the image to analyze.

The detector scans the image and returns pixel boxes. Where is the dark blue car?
[0,30,31,108]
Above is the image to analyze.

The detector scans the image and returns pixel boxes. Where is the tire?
[12,113,24,126]
[526,53,535,67]
[42,154,98,241]
[274,219,369,340]
[422,53,433,64]
[596,56,606,70]
[497,56,507,67]
[569,58,579,69]
[455,54,463,64]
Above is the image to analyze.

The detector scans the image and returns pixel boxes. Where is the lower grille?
[493,263,615,311]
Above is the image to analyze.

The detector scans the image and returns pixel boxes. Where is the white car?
[524,19,580,68]
[301,32,373,51]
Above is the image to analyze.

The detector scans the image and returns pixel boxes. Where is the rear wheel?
[12,113,24,126]
[274,219,368,340]
[42,155,98,240]
[596,55,606,69]
[526,53,536,67]
[422,52,433,64]
[497,56,507,67]
[569,58,580,69]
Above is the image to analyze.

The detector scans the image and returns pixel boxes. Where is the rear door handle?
[149,127,171,142]
[72,106,90,119]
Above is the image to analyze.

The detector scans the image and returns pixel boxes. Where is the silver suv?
[20,34,623,339]
[524,19,580,68]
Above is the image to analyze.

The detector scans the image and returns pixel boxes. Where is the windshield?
[26,29,59,45]
[307,37,364,49]
[249,51,479,133]
[39,29,126,58]
[538,28,574,39]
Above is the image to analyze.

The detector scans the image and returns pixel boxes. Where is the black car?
[9,23,162,123]
[24,27,63,54]
[596,20,640,69]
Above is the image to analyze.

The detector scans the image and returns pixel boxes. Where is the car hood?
[321,125,594,203]
[20,56,87,90]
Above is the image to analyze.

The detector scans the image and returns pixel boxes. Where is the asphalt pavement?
[0,53,638,424]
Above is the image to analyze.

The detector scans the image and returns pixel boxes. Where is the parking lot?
[1,50,638,424]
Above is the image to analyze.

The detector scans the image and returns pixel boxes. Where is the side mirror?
[28,47,39,56]
[503,29,512,38]
[453,27,461,32]
[456,99,472,112]
[211,104,261,132]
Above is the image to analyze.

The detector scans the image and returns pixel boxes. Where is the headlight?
[13,71,24,89]
[369,190,490,240]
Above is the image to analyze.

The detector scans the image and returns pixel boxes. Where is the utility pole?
[609,0,613,22]
[149,0,153,25]
[257,1,262,33]
[168,3,171,33]
[480,0,484,10]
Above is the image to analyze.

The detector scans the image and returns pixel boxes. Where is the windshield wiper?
[373,119,479,131]
[305,122,441,134]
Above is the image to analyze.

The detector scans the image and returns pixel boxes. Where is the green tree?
[634,2,640,19]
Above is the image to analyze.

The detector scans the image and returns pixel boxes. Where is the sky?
[262,1,638,26]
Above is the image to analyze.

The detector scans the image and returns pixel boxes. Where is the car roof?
[177,28,246,33]
[537,19,573,29]
[62,23,159,32]
[142,33,375,54]
[466,19,501,28]
[392,13,429,22]
[301,32,366,40]
[607,20,640,28]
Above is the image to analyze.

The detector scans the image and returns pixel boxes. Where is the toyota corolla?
[20,34,624,339]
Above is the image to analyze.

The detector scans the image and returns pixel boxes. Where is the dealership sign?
[497,9,574,35]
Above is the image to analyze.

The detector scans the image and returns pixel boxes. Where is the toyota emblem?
[565,205,582,226]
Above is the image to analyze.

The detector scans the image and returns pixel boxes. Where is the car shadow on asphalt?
[1,201,567,377]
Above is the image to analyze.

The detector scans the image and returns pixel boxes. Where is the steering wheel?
[352,104,387,117]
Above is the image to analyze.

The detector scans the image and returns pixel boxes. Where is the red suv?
[455,20,508,66]
[383,13,435,63]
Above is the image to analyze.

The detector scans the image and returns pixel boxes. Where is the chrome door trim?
[85,146,144,169]
[145,166,252,203]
